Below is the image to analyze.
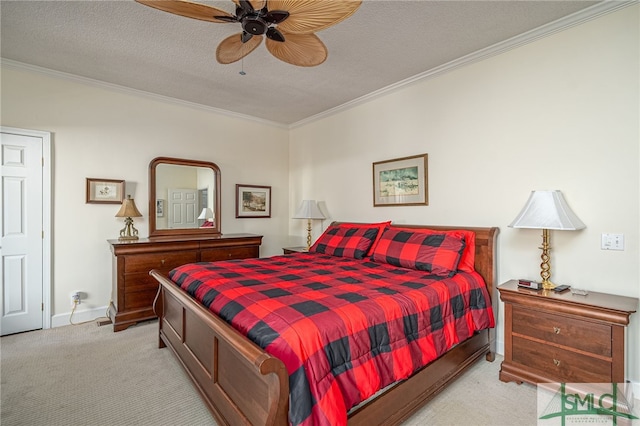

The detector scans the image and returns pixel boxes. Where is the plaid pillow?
[328,221,391,256]
[371,228,466,276]
[392,227,476,273]
[310,225,380,259]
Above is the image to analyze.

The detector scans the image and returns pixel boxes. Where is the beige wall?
[1,67,290,323]
[289,5,640,383]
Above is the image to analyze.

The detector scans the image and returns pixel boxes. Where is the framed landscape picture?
[236,184,271,218]
[373,154,428,207]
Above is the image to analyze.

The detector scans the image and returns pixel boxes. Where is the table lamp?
[509,190,585,290]
[115,195,143,241]
[293,200,325,251]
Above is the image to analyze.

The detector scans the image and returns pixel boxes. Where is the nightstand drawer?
[124,251,198,273]
[512,336,611,383]
[512,305,611,356]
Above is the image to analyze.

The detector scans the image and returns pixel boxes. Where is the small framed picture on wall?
[235,184,271,218]
[86,178,125,204]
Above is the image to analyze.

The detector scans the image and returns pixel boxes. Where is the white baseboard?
[50,305,109,328]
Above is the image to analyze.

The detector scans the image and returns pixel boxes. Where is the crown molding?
[290,0,636,129]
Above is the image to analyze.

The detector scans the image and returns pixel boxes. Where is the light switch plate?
[601,233,624,251]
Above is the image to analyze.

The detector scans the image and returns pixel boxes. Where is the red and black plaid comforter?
[169,253,494,426]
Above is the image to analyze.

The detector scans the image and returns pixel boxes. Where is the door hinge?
[42,157,44,167]
[42,231,44,239]
[41,303,44,311]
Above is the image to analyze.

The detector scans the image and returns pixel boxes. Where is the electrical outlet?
[70,291,81,306]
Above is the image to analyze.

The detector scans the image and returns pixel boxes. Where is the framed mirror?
[149,157,221,238]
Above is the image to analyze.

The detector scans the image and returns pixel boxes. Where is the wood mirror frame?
[149,157,221,238]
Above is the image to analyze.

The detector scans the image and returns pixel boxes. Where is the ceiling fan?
[135,0,362,67]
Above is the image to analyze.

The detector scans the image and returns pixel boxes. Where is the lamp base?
[541,279,555,290]
[119,217,139,241]
[305,219,312,251]
[538,228,555,290]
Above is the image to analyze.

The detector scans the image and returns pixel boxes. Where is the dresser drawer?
[512,305,611,356]
[124,251,198,273]
[124,272,166,293]
[123,273,163,310]
[200,246,259,262]
[124,287,158,310]
[512,336,612,383]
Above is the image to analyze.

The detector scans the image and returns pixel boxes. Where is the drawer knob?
[553,326,561,334]
[161,259,165,266]
[553,359,561,367]
[228,253,232,258]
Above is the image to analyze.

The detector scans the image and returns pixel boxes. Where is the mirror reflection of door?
[168,189,198,228]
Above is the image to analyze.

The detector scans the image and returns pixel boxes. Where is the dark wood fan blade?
[135,0,234,23]
[265,32,327,67]
[268,0,361,34]
[216,33,263,64]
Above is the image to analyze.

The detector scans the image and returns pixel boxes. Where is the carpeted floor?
[1,320,538,425]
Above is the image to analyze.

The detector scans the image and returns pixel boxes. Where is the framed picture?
[373,154,428,207]
[236,184,271,218]
[86,178,124,204]
[156,199,165,217]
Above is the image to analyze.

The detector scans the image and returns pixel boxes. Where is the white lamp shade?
[509,190,585,230]
[292,200,325,220]
[198,207,214,220]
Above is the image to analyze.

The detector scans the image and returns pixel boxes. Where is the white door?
[1,129,48,335]
[168,189,198,228]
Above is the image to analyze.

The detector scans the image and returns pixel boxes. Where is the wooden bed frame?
[150,224,499,425]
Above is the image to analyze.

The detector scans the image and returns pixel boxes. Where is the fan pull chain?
[239,56,246,76]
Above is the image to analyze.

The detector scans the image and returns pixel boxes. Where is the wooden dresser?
[499,280,637,384]
[108,233,262,332]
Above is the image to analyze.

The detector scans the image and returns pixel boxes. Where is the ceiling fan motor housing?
[243,16,268,35]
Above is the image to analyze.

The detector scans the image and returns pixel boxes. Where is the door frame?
[1,126,52,329]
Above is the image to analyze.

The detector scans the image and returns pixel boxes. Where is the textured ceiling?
[1,0,609,126]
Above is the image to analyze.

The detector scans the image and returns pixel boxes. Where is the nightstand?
[282,246,308,254]
[498,280,637,385]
